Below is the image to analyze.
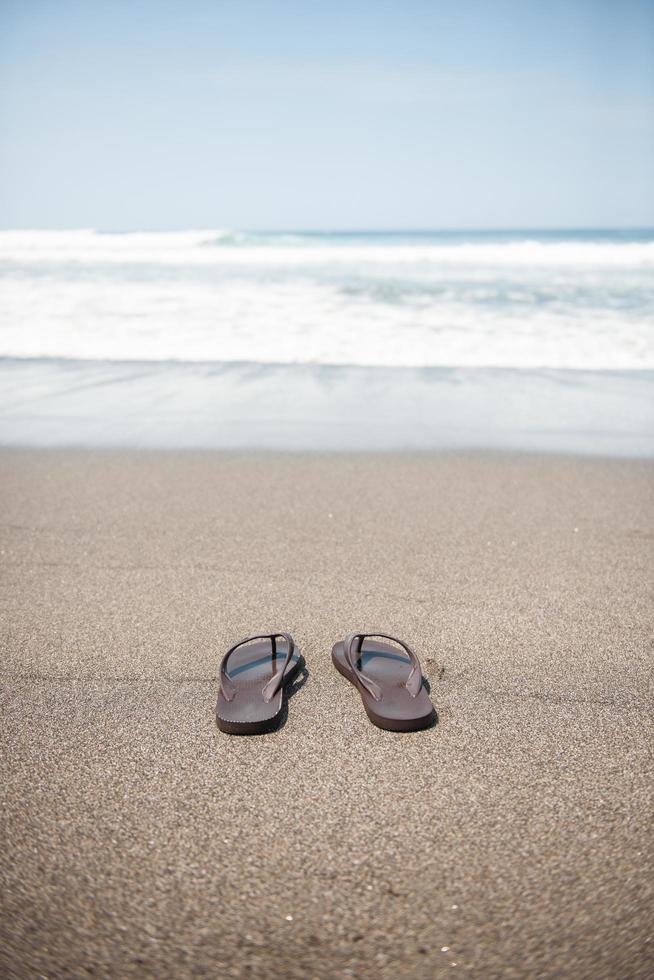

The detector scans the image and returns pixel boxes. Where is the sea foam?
[0,229,652,369]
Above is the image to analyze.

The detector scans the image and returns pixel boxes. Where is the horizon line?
[1,225,653,235]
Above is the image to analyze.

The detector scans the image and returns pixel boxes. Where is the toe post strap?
[344,632,423,700]
[219,631,295,703]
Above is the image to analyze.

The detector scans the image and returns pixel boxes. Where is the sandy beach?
[1,449,653,979]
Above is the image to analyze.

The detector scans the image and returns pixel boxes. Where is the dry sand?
[1,450,653,979]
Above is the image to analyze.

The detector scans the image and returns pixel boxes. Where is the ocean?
[1,228,653,453]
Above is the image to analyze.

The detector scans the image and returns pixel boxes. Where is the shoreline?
[2,449,653,978]
[2,444,654,464]
[1,359,653,457]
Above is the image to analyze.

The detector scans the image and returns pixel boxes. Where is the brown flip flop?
[332,631,435,731]
[216,631,303,734]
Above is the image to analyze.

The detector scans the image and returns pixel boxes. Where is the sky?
[1,0,653,230]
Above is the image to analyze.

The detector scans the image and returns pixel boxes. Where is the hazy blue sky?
[1,0,653,230]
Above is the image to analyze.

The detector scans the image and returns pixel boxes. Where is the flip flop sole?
[332,640,435,732]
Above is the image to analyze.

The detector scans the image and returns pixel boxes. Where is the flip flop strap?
[219,632,295,703]
[344,632,422,701]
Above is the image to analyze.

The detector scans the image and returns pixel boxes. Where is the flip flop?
[216,631,303,734]
[332,631,435,731]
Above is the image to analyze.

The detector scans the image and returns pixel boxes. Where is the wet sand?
[1,450,653,979]
[1,358,653,457]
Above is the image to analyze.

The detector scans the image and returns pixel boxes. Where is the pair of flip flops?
[216,631,435,734]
